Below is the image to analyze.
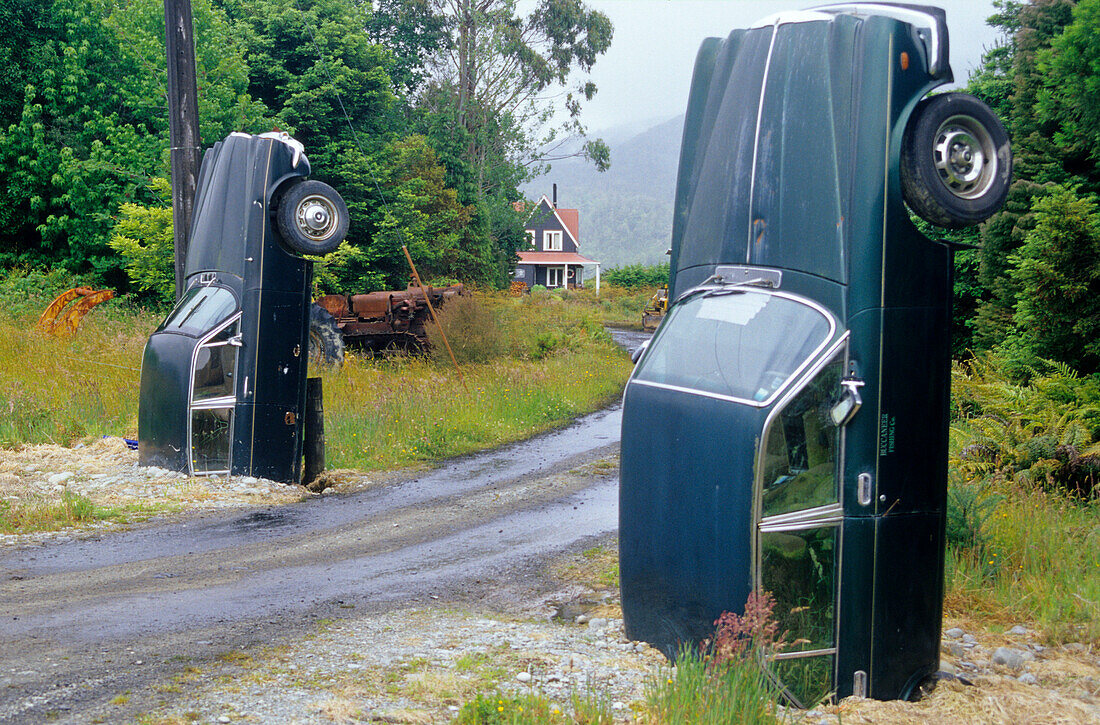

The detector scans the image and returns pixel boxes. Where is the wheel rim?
[294,194,340,242]
[932,114,998,200]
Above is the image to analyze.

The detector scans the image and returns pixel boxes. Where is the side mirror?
[830,378,864,426]
[631,338,651,364]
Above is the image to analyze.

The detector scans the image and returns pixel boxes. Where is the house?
[513,189,600,293]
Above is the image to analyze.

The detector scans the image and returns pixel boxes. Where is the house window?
[514,267,526,279]
[544,230,563,251]
[547,267,564,287]
[525,229,536,248]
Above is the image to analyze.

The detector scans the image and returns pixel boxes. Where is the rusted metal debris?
[315,282,465,352]
[37,287,116,335]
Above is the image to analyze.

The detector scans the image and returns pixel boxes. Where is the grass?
[454,691,613,725]
[944,482,1100,643]
[0,491,172,534]
[0,289,633,470]
[642,648,790,725]
[0,313,153,446]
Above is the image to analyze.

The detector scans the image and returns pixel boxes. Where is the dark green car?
[619,3,1011,705]
[138,132,348,483]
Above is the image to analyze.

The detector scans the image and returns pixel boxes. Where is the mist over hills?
[521,114,684,272]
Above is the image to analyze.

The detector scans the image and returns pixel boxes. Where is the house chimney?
[552,183,557,208]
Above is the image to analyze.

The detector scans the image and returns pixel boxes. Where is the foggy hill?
[522,115,684,271]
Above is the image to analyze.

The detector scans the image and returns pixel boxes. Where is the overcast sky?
[570,1,1005,135]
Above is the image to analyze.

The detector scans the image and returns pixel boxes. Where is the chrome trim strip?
[746,23,779,264]
[759,503,844,531]
[769,647,838,661]
[190,397,236,410]
[750,10,832,28]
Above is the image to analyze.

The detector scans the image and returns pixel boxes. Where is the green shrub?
[952,353,1100,498]
[602,263,669,290]
[108,177,175,304]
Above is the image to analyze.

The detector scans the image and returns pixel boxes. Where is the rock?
[516,671,532,683]
[1018,673,1038,685]
[1065,643,1088,653]
[939,660,957,675]
[575,614,589,625]
[945,627,964,639]
[943,642,966,658]
[992,647,1027,670]
[611,701,625,710]
[962,634,977,644]
[47,472,74,486]
[217,717,231,724]
[1009,625,1028,636]
[587,618,608,631]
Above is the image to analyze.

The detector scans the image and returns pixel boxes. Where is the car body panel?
[138,133,313,483]
[621,3,961,703]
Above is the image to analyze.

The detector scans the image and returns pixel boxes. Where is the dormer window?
[544,230,563,251]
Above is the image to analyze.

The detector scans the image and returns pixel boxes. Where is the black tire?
[275,180,349,255]
[901,93,1012,228]
[308,303,345,368]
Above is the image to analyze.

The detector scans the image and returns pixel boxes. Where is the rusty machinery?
[315,283,465,351]
[37,287,116,335]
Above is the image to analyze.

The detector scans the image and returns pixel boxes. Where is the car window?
[158,285,238,337]
[760,354,844,517]
[632,289,834,405]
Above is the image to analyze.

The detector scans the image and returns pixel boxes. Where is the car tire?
[308,303,345,368]
[275,180,349,255]
[901,93,1011,228]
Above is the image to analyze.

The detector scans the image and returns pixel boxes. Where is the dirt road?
[0,406,628,724]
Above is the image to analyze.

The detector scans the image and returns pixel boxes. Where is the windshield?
[157,285,238,337]
[633,289,835,405]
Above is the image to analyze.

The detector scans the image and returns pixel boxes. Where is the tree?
[1009,186,1100,372]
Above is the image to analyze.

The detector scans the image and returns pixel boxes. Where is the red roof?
[556,208,580,243]
[517,251,598,265]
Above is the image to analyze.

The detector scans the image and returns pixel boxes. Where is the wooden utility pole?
[164,0,202,300]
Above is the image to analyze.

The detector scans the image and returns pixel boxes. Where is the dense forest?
[942,0,1100,376]
[0,0,613,301]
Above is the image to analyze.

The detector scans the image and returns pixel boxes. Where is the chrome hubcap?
[933,115,997,200]
[295,195,338,241]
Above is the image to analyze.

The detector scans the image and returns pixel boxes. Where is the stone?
[217,717,231,724]
[939,660,957,675]
[47,472,74,486]
[587,618,608,630]
[1017,673,1037,685]
[992,647,1026,670]
[1009,625,1028,636]
[575,614,589,625]
[962,634,977,644]
[943,642,966,658]
[516,671,532,683]
[945,627,964,639]
[1065,643,1088,653]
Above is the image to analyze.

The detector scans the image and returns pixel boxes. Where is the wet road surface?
[0,371,648,722]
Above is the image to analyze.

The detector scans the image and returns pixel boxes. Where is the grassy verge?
[944,477,1100,642]
[0,491,176,534]
[947,355,1100,644]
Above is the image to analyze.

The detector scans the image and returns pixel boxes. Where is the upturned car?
[619,3,1010,704]
[138,132,347,483]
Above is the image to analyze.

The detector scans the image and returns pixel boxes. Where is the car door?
[755,339,851,706]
